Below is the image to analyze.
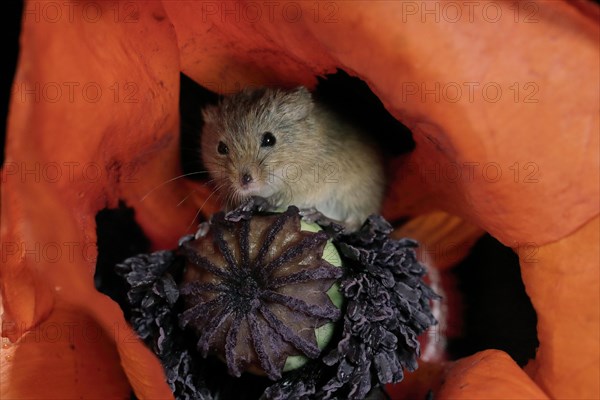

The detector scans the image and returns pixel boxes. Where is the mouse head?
[201,86,316,206]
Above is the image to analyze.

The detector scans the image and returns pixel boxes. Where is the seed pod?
[178,206,343,380]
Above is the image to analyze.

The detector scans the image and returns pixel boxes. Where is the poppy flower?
[1,1,598,399]
[114,203,437,398]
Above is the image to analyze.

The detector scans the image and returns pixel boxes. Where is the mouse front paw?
[298,207,322,222]
[299,207,345,233]
[250,196,271,212]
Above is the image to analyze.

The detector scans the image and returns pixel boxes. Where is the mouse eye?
[217,141,229,155]
[261,132,276,147]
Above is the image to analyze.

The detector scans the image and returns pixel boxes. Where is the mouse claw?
[251,196,270,212]
[298,207,321,221]
[299,208,345,234]
[194,222,210,239]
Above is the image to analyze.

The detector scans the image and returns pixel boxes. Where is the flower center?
[228,271,263,312]
[238,275,260,299]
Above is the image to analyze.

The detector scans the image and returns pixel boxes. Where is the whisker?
[185,182,228,233]
[140,171,213,201]
[176,190,197,207]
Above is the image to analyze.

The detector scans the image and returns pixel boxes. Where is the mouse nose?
[241,172,253,186]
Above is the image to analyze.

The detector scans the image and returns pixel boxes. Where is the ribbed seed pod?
[178,206,343,380]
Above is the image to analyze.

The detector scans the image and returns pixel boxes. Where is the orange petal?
[522,216,600,398]
[0,296,130,398]
[436,350,549,399]
[2,1,199,397]
[388,351,550,399]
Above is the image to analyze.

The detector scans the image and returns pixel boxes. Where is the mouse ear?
[201,105,218,124]
[282,86,314,120]
[291,86,312,103]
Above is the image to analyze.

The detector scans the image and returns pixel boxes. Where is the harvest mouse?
[200,86,385,231]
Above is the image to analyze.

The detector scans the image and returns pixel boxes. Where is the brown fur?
[201,87,385,231]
